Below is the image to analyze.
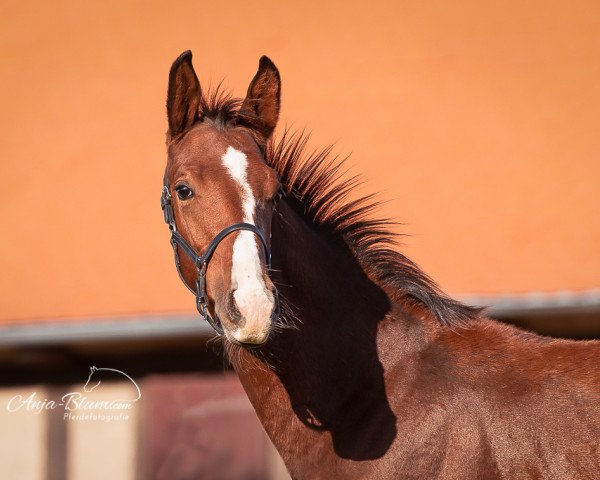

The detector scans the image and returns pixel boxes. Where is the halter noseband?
[160,169,274,336]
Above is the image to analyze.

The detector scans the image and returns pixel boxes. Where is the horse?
[83,366,141,402]
[161,51,600,479]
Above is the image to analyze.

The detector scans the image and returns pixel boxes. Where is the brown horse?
[162,51,600,479]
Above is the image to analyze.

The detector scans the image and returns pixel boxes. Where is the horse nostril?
[227,290,242,324]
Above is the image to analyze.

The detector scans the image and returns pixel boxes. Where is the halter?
[160,169,274,336]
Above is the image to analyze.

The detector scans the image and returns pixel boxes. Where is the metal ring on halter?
[161,168,277,336]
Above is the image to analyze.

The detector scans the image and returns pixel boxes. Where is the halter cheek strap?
[161,172,274,336]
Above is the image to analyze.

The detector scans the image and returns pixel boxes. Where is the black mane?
[199,90,484,327]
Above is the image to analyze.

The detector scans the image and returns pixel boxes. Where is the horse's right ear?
[167,50,201,137]
[238,56,281,144]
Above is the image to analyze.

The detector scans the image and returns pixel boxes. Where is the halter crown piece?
[160,169,273,336]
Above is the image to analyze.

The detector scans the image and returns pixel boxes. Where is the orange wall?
[1,1,599,322]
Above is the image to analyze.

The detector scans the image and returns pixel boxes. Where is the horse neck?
[230,199,426,472]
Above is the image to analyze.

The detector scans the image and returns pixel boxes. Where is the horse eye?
[175,184,194,200]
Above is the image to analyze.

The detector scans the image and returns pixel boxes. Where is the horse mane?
[198,89,484,327]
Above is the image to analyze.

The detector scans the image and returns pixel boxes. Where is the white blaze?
[221,146,273,343]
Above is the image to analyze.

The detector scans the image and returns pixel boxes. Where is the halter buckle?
[161,186,175,227]
[195,262,208,316]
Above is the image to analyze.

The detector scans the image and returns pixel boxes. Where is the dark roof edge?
[0,315,210,347]
[463,288,600,317]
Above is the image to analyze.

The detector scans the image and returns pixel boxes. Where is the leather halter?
[160,169,274,336]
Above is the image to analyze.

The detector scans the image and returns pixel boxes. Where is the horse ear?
[167,50,201,136]
[238,56,281,143]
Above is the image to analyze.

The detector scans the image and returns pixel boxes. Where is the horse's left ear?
[238,56,281,143]
[167,50,201,137]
